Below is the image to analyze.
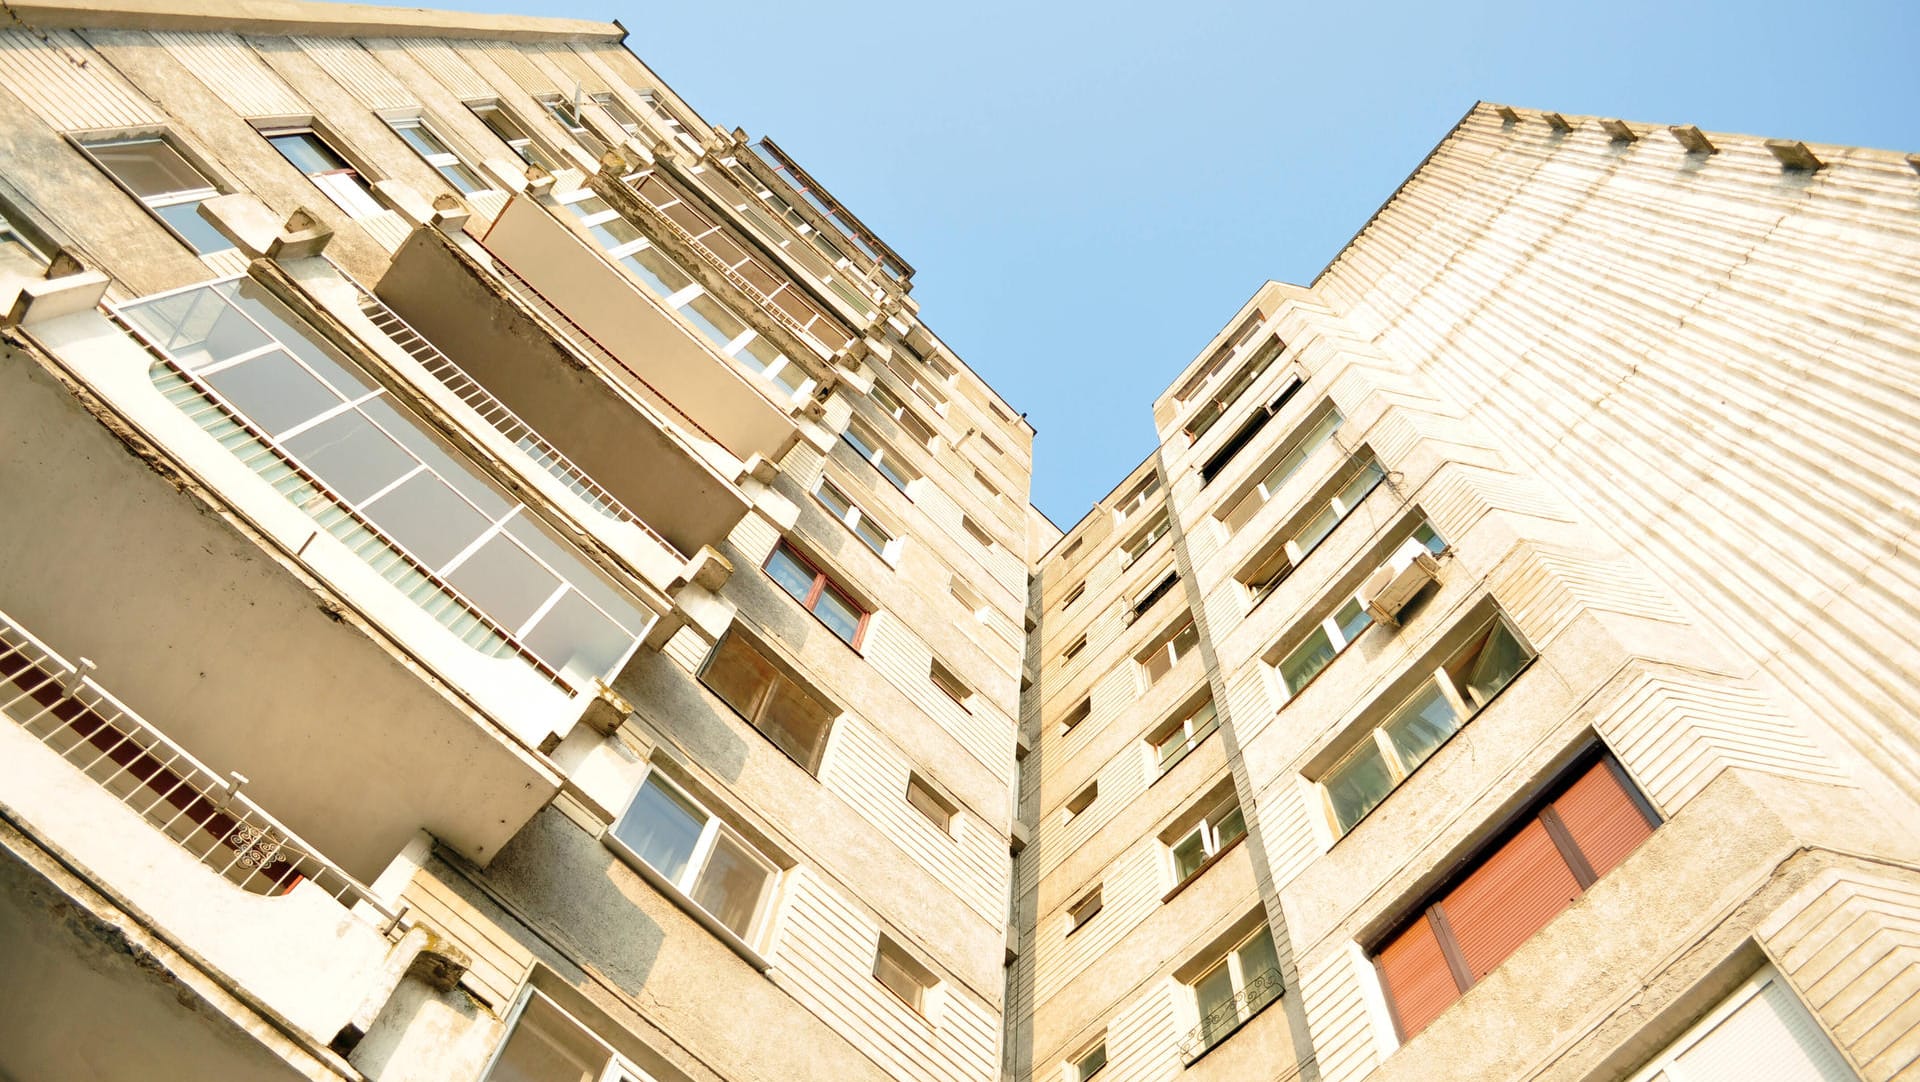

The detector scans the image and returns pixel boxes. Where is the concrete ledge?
[9,0,623,41]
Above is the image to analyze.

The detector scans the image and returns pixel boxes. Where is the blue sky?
[444,0,1918,524]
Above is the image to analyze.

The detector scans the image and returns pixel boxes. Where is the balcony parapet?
[1177,967,1285,1064]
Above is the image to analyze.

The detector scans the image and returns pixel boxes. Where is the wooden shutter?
[1551,759,1656,880]
[1440,819,1582,981]
[1377,915,1461,1039]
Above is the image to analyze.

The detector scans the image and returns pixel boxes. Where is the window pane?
[447,534,559,631]
[854,517,891,556]
[392,121,452,159]
[587,215,643,250]
[1339,460,1386,507]
[765,545,816,604]
[89,137,213,198]
[435,161,485,194]
[363,471,492,568]
[1335,598,1373,643]
[1171,830,1208,881]
[1463,621,1531,708]
[1215,804,1247,847]
[283,410,416,504]
[152,199,234,254]
[1172,621,1199,658]
[1382,681,1463,774]
[812,584,863,645]
[1238,928,1280,984]
[757,675,833,769]
[1279,627,1336,696]
[229,281,376,398]
[268,131,351,176]
[203,350,343,438]
[681,293,749,347]
[1325,739,1395,833]
[1292,502,1341,555]
[816,482,853,519]
[521,589,631,681]
[703,633,777,721]
[1415,522,1447,555]
[874,948,925,1012]
[612,776,706,884]
[691,831,771,939]
[1195,964,1238,1043]
[484,994,606,1082]
[621,246,694,297]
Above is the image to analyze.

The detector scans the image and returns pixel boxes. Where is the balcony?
[372,220,755,557]
[0,604,398,1051]
[454,193,802,468]
[3,277,563,877]
[1178,967,1285,1064]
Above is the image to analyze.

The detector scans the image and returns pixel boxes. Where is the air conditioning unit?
[1362,546,1442,628]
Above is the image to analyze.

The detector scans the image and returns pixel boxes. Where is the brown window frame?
[763,540,871,650]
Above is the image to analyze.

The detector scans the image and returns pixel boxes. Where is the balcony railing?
[1178,968,1285,1063]
[0,606,395,919]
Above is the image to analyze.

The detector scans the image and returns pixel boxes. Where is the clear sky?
[437,0,1918,525]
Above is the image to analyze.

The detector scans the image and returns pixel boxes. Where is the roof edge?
[1309,98,1485,288]
[9,0,625,43]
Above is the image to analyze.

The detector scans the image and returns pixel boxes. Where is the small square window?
[1064,781,1098,822]
[873,936,936,1015]
[1072,1040,1108,1081]
[1061,582,1085,611]
[960,514,994,548]
[1063,634,1088,663]
[1060,698,1091,735]
[906,774,956,833]
[1067,885,1104,933]
[930,657,973,709]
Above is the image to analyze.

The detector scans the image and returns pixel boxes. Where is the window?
[960,515,994,548]
[0,207,49,280]
[1121,514,1171,568]
[1197,382,1289,484]
[905,774,956,833]
[764,541,868,648]
[700,630,837,773]
[1167,793,1246,884]
[610,769,778,944]
[1186,342,1289,443]
[1059,536,1084,563]
[1060,698,1091,735]
[1243,457,1387,601]
[1320,609,1531,835]
[1064,781,1097,822]
[1222,407,1345,532]
[870,380,937,448]
[486,988,653,1082]
[1066,885,1103,933]
[1623,966,1853,1082]
[1061,582,1085,611]
[261,126,383,218]
[843,423,919,492]
[1072,1040,1109,1081]
[1139,616,1200,685]
[1062,634,1088,664]
[1186,926,1283,1059]
[537,94,608,156]
[469,100,553,169]
[873,936,936,1015]
[1115,473,1163,522]
[815,478,896,561]
[1273,521,1448,704]
[560,194,813,400]
[930,658,973,709]
[1372,753,1658,1041]
[121,279,651,685]
[77,134,232,254]
[948,576,986,618]
[1131,571,1180,620]
[638,91,696,147]
[386,116,486,195]
[1151,697,1220,772]
[973,470,1006,505]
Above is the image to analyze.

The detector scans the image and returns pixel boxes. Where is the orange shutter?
[1440,819,1581,982]
[1552,759,1655,880]
[1376,916,1460,1039]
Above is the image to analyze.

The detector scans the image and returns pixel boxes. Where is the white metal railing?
[0,606,396,922]
[339,273,686,560]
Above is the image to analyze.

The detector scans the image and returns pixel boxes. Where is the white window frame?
[484,987,659,1082]
[1066,884,1103,933]
[75,131,234,254]
[1222,407,1345,532]
[258,123,385,219]
[557,192,814,402]
[1623,965,1853,1082]
[1245,457,1385,602]
[384,114,488,195]
[1151,697,1220,771]
[607,767,781,958]
[814,477,900,563]
[1167,795,1245,886]
[1269,524,1447,705]
[1186,926,1282,1051]
[843,422,918,493]
[1069,1039,1109,1082]
[467,98,554,170]
[1121,514,1171,569]
[1139,616,1199,686]
[1115,473,1162,523]
[537,92,609,156]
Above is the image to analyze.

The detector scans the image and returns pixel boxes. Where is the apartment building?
[0,1,1916,1080]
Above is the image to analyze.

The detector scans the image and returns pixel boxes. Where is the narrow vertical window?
[261,127,383,218]
[386,117,486,194]
[78,134,233,253]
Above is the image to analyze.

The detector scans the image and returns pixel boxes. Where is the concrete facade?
[0,4,1913,1081]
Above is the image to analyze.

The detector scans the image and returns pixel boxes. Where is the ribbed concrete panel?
[1298,948,1380,1082]
[153,31,305,116]
[291,35,412,109]
[1106,981,1180,1082]
[0,29,161,129]
[393,36,493,99]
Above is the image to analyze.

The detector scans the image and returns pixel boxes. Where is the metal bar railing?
[1177,968,1285,1063]
[0,606,396,923]
[334,271,687,560]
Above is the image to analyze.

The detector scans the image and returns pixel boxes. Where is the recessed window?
[609,769,779,944]
[1139,616,1200,685]
[1066,884,1103,933]
[1115,473,1162,522]
[905,773,956,833]
[1243,457,1386,601]
[1061,582,1085,610]
[930,657,973,710]
[1198,376,1305,484]
[1064,781,1097,822]
[1060,697,1091,735]
[590,92,643,137]
[386,116,487,195]
[873,936,936,1015]
[1131,571,1180,619]
[815,478,896,561]
[1184,339,1288,443]
[872,380,938,447]
[486,989,649,1082]
[1121,514,1171,568]
[1623,965,1853,1082]
[1151,697,1220,772]
[1321,609,1532,835]
[1060,537,1084,563]
[469,100,553,169]
[537,93,608,156]
[1062,634,1088,664]
[1185,926,1283,1059]
[1372,753,1658,1040]
[261,126,383,218]
[1222,407,1345,532]
[1167,793,1246,885]
[1072,1040,1109,1081]
[700,630,837,773]
[973,469,1006,504]
[77,134,232,254]
[764,541,869,648]
[1273,523,1446,704]
[960,514,993,548]
[948,576,986,618]
[844,422,919,492]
